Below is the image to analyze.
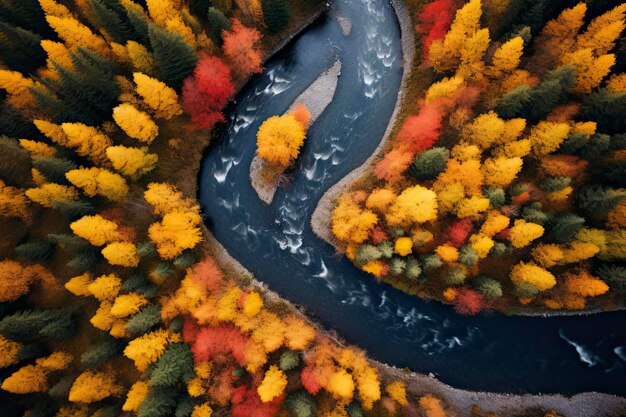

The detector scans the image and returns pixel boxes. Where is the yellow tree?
[331,194,378,245]
[65,273,93,296]
[386,381,408,406]
[19,140,56,158]
[25,183,78,208]
[0,335,21,369]
[102,242,139,267]
[564,270,609,297]
[0,70,36,110]
[46,15,110,57]
[538,3,586,60]
[1,364,47,394]
[106,145,158,179]
[510,262,556,292]
[124,329,173,371]
[66,168,129,201]
[576,4,626,56]
[482,157,523,188]
[34,119,69,146]
[464,111,505,149]
[257,114,307,169]
[61,123,113,164]
[236,0,263,22]
[528,122,570,156]
[133,72,183,119]
[560,48,615,94]
[88,274,122,301]
[0,180,30,221]
[126,41,157,74]
[488,36,524,78]
[123,381,150,412]
[70,215,122,246]
[257,365,287,402]
[456,28,490,82]
[113,103,159,144]
[144,182,198,216]
[428,0,482,72]
[0,260,35,302]
[68,371,123,403]
[148,211,203,259]
[509,219,544,248]
[385,186,438,227]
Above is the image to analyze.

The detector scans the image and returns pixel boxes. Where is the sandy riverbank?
[310,0,416,247]
[250,60,342,204]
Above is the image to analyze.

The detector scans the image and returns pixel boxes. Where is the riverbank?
[250,60,342,204]
[310,0,416,247]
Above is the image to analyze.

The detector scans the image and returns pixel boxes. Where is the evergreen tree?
[0,135,31,186]
[484,187,506,208]
[522,204,551,225]
[539,177,570,192]
[206,7,231,45]
[173,250,197,269]
[89,0,138,44]
[0,22,46,73]
[0,0,53,37]
[150,343,195,386]
[346,401,364,417]
[406,256,423,279]
[496,65,575,123]
[261,0,289,33]
[53,199,96,219]
[148,24,198,90]
[68,250,101,273]
[22,401,57,417]
[32,156,77,184]
[581,89,626,134]
[285,391,316,417]
[581,134,611,160]
[545,213,585,243]
[138,241,158,258]
[15,240,54,262]
[81,338,122,366]
[48,233,91,253]
[604,162,626,188]
[390,258,406,275]
[355,244,382,265]
[559,132,588,154]
[125,7,150,45]
[472,276,503,299]
[279,349,300,371]
[48,376,75,398]
[459,245,478,266]
[190,0,211,19]
[596,263,626,291]
[138,386,179,417]
[175,396,203,417]
[408,147,449,180]
[420,254,441,271]
[126,304,161,335]
[0,309,75,342]
[578,185,624,213]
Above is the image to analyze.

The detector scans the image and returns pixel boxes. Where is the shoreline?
[310,0,416,247]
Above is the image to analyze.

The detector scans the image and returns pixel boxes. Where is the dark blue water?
[198,0,626,395]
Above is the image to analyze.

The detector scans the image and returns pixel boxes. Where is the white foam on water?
[559,330,601,367]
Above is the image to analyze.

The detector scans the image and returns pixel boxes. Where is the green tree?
[148,24,198,91]
[578,185,624,213]
[32,157,77,184]
[0,136,31,186]
[279,349,300,371]
[126,304,161,335]
[149,343,195,386]
[355,244,382,265]
[138,386,178,417]
[459,245,478,266]
[81,338,122,366]
[0,22,46,73]
[596,264,626,291]
[261,0,289,33]
[581,134,611,160]
[285,391,316,417]
[15,240,54,262]
[206,7,231,45]
[53,199,96,219]
[0,0,53,37]
[546,213,585,243]
[539,177,570,192]
[0,309,75,342]
[49,376,75,398]
[472,276,502,299]
[408,147,449,180]
[89,0,138,44]
[582,88,626,134]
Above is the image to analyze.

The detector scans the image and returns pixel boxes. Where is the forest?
[331,0,626,315]
[0,0,620,416]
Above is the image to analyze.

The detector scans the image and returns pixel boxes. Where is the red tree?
[191,326,248,365]
[222,19,263,79]
[416,0,457,61]
[445,218,473,248]
[396,104,443,155]
[190,256,224,292]
[183,54,234,130]
[300,366,322,395]
[231,386,283,417]
[374,148,413,183]
[453,288,485,315]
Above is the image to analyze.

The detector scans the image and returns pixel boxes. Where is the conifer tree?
[32,157,77,184]
[0,22,46,73]
[126,304,161,335]
[545,213,585,243]
[149,343,195,386]
[148,24,198,90]
[15,240,54,263]
[0,136,31,186]
[581,88,626,134]
[53,199,96,219]
[80,338,122,367]
[89,0,137,44]
[138,386,179,417]
[596,264,626,291]
[578,185,624,213]
[0,309,75,342]
[408,147,449,180]
[206,7,231,45]
[261,0,289,33]
[285,391,316,417]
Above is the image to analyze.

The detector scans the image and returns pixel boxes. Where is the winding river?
[198,0,626,396]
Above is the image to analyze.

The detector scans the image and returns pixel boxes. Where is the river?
[198,0,626,395]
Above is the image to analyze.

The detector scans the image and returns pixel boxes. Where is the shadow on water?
[198,0,626,396]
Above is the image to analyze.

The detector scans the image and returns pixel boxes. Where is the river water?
[198,0,626,395]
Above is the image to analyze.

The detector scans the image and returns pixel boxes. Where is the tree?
[0,335,21,369]
[207,7,231,45]
[68,371,123,403]
[510,262,556,292]
[66,168,129,202]
[124,329,173,371]
[482,157,522,188]
[60,122,113,164]
[45,15,110,56]
[1,364,47,394]
[126,304,162,335]
[32,157,76,184]
[107,145,158,179]
[102,241,139,267]
[473,276,502,299]
[232,385,282,417]
[89,0,138,44]
[396,104,443,154]
[578,185,623,213]
[88,274,122,301]
[386,186,438,227]
[123,381,150,412]
[15,240,54,262]
[374,148,414,184]
[408,147,449,180]
[331,194,378,245]
[257,365,287,402]
[596,264,626,291]
[182,55,234,130]
[285,391,316,417]
[256,114,306,169]
[418,394,447,417]
[279,349,300,371]
[148,24,198,90]
[564,271,608,297]
[561,48,615,94]
[509,219,544,248]
[110,293,149,318]
[80,338,121,366]
[327,369,354,401]
[528,121,570,156]
[489,36,524,77]
[386,381,408,406]
[70,215,121,246]
[261,0,289,32]
[138,386,179,417]
[113,103,159,143]
[0,309,75,342]
[150,343,195,386]
[144,183,198,216]
[0,22,46,73]
[133,72,183,119]
[0,180,29,221]
[416,0,456,61]
[25,183,78,208]
[148,211,203,260]
[0,260,34,302]
[0,136,31,187]
[222,19,263,79]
